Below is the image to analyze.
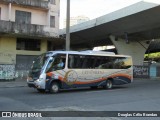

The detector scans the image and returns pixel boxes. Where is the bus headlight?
[38,78,44,82]
[35,79,40,82]
[36,78,43,82]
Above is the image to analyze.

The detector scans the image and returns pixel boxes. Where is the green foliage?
[145,52,160,59]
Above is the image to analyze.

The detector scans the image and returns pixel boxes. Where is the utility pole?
[66,0,70,51]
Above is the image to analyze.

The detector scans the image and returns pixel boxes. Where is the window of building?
[50,16,55,28]
[50,0,56,4]
[16,38,40,51]
[15,10,31,24]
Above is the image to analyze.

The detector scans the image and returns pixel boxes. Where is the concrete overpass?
[60,0,160,65]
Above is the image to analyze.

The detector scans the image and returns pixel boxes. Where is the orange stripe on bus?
[72,74,131,85]
[47,72,131,85]
[47,72,53,77]
[58,76,64,81]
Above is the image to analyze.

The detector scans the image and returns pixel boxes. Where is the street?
[0,79,160,120]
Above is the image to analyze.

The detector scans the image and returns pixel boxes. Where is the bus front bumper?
[27,82,37,88]
[27,79,45,90]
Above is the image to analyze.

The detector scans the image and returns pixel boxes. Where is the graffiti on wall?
[133,65,149,78]
[0,65,15,80]
[15,70,29,80]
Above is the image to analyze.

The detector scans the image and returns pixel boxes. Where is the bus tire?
[50,82,60,93]
[105,80,113,89]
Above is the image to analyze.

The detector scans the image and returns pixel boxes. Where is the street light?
[66,0,70,51]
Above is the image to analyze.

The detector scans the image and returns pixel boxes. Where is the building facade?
[0,0,61,80]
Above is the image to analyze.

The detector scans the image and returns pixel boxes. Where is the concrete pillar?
[8,3,11,21]
[109,35,150,65]
[41,39,47,52]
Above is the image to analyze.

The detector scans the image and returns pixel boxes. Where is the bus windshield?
[28,54,49,79]
[45,54,66,72]
[32,54,48,71]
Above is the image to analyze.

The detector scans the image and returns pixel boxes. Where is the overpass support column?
[109,35,149,65]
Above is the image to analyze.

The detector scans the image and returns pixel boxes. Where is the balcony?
[0,20,58,38]
[1,0,49,9]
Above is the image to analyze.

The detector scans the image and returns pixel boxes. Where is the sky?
[59,0,142,28]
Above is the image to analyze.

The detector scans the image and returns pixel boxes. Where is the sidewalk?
[0,79,27,88]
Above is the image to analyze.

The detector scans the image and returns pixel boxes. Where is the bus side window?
[54,54,66,70]
[69,55,74,68]
[97,57,105,69]
[95,58,101,68]
[92,57,97,68]
[75,56,79,68]
[82,56,88,68]
[88,56,94,68]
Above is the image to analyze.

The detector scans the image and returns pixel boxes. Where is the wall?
[16,40,47,55]
[0,37,45,64]
[133,63,160,78]
[0,37,47,80]
[47,0,60,36]
[0,37,16,64]
[150,63,160,78]
[15,39,47,80]
[0,3,59,37]
[0,1,60,80]
[0,65,15,80]
[0,4,9,20]
[133,65,149,78]
[0,3,55,24]
[11,5,47,25]
[15,55,37,80]
[0,4,48,25]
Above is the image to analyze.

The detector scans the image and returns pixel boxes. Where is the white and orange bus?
[27,50,133,93]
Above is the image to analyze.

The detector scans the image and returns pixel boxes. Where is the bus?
[27,51,133,93]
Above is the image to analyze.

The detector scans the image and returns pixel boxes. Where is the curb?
[0,85,27,88]
[0,81,27,88]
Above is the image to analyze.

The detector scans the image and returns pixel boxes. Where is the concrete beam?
[109,35,149,65]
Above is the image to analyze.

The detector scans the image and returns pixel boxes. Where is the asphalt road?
[0,79,160,120]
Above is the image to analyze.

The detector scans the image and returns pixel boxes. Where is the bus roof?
[46,50,131,58]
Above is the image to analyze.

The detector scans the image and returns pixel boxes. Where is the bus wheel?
[105,80,113,89]
[50,82,60,93]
